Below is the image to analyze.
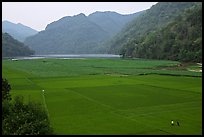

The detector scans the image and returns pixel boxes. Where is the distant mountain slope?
[2,21,38,42]
[2,33,35,57]
[106,2,199,54]
[88,11,143,36]
[25,13,109,54]
[24,11,142,54]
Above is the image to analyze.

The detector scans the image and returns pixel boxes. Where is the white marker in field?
[42,90,45,93]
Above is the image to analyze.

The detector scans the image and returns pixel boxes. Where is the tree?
[2,78,53,135]
[2,78,11,101]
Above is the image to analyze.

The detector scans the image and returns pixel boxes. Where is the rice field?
[2,58,202,135]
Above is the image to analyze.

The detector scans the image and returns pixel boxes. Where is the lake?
[7,54,121,60]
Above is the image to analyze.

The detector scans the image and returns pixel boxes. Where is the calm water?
[8,54,121,60]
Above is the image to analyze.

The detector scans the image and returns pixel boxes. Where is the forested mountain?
[24,11,142,54]
[2,21,38,42]
[123,3,202,62]
[2,33,35,57]
[106,2,200,55]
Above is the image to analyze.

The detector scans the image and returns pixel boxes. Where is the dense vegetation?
[2,33,35,57]
[106,2,201,63]
[121,3,202,62]
[24,11,142,54]
[2,78,11,101]
[2,21,38,42]
[2,78,53,135]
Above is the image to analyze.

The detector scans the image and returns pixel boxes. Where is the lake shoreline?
[3,54,121,60]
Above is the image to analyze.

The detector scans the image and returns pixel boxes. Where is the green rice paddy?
[2,58,202,135]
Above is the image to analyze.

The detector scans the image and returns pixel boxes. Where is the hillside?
[2,21,38,42]
[106,2,199,54]
[24,11,142,54]
[123,3,202,62]
[2,33,35,57]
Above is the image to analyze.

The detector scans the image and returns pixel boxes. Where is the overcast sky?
[2,2,157,31]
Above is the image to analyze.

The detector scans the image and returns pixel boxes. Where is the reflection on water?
[9,54,121,60]
[11,57,45,60]
[32,54,121,58]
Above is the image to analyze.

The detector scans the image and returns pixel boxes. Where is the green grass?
[2,58,202,135]
[3,58,201,77]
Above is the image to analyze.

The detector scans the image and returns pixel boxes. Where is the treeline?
[2,78,53,135]
[2,33,35,57]
[121,3,202,62]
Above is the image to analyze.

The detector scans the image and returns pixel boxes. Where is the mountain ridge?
[24,11,143,54]
[2,20,38,42]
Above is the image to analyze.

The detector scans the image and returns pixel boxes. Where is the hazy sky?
[2,2,157,31]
